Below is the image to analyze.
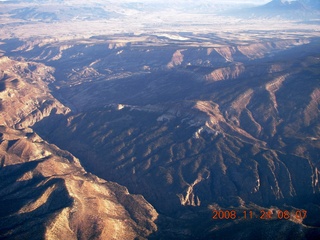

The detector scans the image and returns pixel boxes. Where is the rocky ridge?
[0,56,70,129]
[1,35,320,239]
[28,37,319,219]
[0,56,158,239]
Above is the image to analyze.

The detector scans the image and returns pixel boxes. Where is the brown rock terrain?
[0,56,158,239]
[0,127,158,240]
[0,56,70,129]
[1,35,320,239]
[0,0,319,238]
[26,37,319,214]
[205,63,245,81]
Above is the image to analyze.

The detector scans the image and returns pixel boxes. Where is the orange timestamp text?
[212,209,307,220]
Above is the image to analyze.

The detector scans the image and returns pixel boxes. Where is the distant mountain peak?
[237,0,320,20]
[266,0,320,9]
[266,0,305,8]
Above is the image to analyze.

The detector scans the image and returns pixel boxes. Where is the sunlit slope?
[0,56,158,240]
[32,38,320,213]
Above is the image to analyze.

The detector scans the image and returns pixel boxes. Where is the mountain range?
[0,56,158,239]
[1,0,320,239]
[246,0,320,19]
[1,33,318,238]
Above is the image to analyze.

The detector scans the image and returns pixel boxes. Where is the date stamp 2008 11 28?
[212,209,307,221]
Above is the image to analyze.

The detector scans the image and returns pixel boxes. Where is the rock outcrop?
[1,35,319,239]
[0,56,70,129]
[29,37,320,216]
[0,56,158,239]
[0,127,158,240]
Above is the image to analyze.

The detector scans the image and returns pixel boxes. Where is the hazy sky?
[199,0,271,2]
[0,0,273,4]
[120,0,272,3]
[137,0,271,2]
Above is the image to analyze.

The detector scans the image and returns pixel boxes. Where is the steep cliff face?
[237,39,310,59]
[0,56,70,129]
[205,63,245,81]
